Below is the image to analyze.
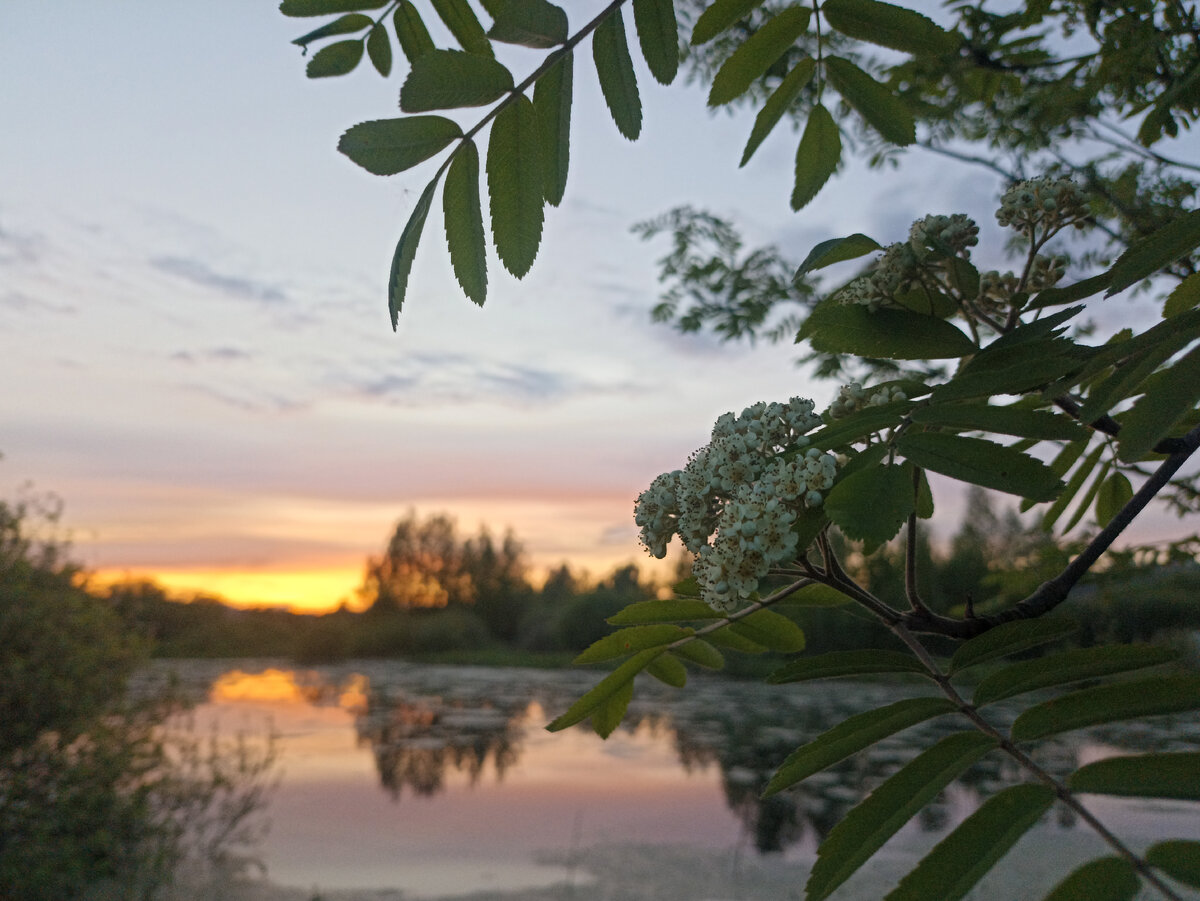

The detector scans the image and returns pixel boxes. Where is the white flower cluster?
[843,214,979,311]
[634,398,839,612]
[908,213,979,260]
[828,382,908,419]
[996,176,1088,232]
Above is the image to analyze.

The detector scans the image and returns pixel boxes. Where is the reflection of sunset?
[95,565,366,613]
[211,669,312,704]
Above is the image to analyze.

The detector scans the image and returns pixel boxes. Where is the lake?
[151,659,1200,900]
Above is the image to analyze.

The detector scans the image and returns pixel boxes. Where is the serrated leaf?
[809,404,909,450]
[912,403,1086,441]
[1069,752,1200,801]
[443,140,487,305]
[821,0,957,55]
[708,6,810,106]
[885,783,1055,901]
[825,463,914,545]
[708,624,768,653]
[932,342,1090,403]
[1165,271,1200,317]
[1146,841,1200,890]
[430,0,494,56]
[777,583,853,607]
[338,116,463,175]
[281,0,387,16]
[947,256,980,300]
[546,648,660,731]
[388,178,438,328]
[673,637,725,669]
[741,57,814,166]
[487,94,544,277]
[791,103,841,210]
[1095,471,1133,526]
[807,732,997,901]
[487,0,568,48]
[366,22,392,75]
[690,0,766,45]
[646,652,688,687]
[949,618,1076,674]
[897,432,1063,501]
[608,599,721,624]
[394,1,435,61]
[763,697,956,796]
[1041,442,1103,532]
[731,608,806,652]
[633,0,678,85]
[400,49,514,110]
[1061,459,1109,534]
[1117,344,1200,461]
[824,55,915,146]
[293,13,372,47]
[767,650,930,684]
[972,644,1178,706]
[306,39,364,77]
[574,624,691,664]
[915,467,934,518]
[1106,209,1200,297]
[798,301,975,359]
[1041,857,1139,901]
[795,232,880,277]
[593,9,642,140]
[590,677,633,737]
[533,51,572,206]
[1029,272,1113,309]
[1011,674,1200,742]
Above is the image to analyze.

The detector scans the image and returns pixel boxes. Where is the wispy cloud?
[149,255,287,303]
[0,222,45,266]
[170,346,253,364]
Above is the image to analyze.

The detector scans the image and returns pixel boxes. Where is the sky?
[0,2,1175,612]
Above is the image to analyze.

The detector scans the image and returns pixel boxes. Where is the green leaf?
[673,637,725,669]
[1011,674,1200,742]
[821,0,957,55]
[400,49,514,111]
[1094,471,1133,527]
[1041,442,1103,532]
[949,618,1076,674]
[730,608,806,652]
[741,57,814,166]
[795,232,880,278]
[486,94,544,277]
[807,732,998,901]
[394,1,436,61]
[915,467,934,518]
[366,22,392,75]
[1106,209,1200,297]
[809,404,909,450]
[590,676,633,737]
[633,0,679,85]
[1060,459,1109,534]
[824,56,915,146]
[387,178,438,328]
[798,301,975,359]
[1079,341,1180,424]
[947,256,980,300]
[897,432,1063,501]
[306,39,364,77]
[646,652,688,687]
[293,13,372,47]
[487,0,568,48]
[593,9,642,140]
[777,583,853,607]
[707,624,768,653]
[573,624,691,665]
[763,697,956,796]
[533,51,572,206]
[281,0,387,16]
[972,644,1178,706]
[1146,841,1200,890]
[885,784,1056,901]
[608,599,721,624]
[912,403,1086,441]
[791,104,841,210]
[546,648,660,731]
[338,116,463,175]
[1069,752,1200,801]
[1041,857,1138,901]
[825,463,914,545]
[708,6,810,106]
[1164,271,1200,317]
[767,650,931,684]
[430,0,494,56]
[690,0,766,45]
[931,340,1090,403]
[1029,272,1113,310]
[1117,343,1200,461]
[443,140,487,305]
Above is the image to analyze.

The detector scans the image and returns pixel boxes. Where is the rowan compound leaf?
[533,51,572,205]
[443,140,487,305]
[282,0,388,16]
[400,49,514,110]
[708,625,768,653]
[911,403,1086,441]
[546,648,660,731]
[972,644,1177,706]
[338,116,463,175]
[1164,271,1200,317]
[573,624,692,664]
[487,95,545,277]
[366,22,392,75]
[1116,344,1200,461]
[824,463,914,545]
[590,676,634,737]
[730,608,806,652]
[1010,674,1200,741]
[1068,752,1200,801]
[593,10,642,140]
[1095,471,1133,527]
[1029,272,1113,309]
[1106,209,1200,297]
[742,57,814,166]
[1146,841,1200,890]
[708,6,810,106]
[949,618,1076,674]
[822,0,958,55]
[691,0,767,45]
[809,405,910,450]
[795,232,880,277]
[487,0,568,48]
[792,104,841,209]
[646,652,688,687]
[1041,857,1139,901]
[306,39,364,77]
[633,0,679,85]
[394,1,436,61]
[767,650,931,684]
[293,13,372,47]
[673,637,725,669]
[430,0,494,56]
[607,599,721,624]
[897,432,1063,501]
[798,301,976,359]
[824,56,915,146]
[388,178,439,328]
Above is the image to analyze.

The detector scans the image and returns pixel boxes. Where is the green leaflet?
[707,624,769,653]
[1060,459,1109,534]
[546,647,660,732]
[949,617,1076,675]
[808,404,909,450]
[532,51,572,206]
[795,232,880,278]
[931,341,1090,403]
[443,140,487,305]
[1094,471,1133,527]
[1146,841,1200,890]
[792,505,829,553]
[646,652,688,687]
[633,0,679,85]
[673,637,725,669]
[486,95,545,277]
[824,56,915,146]
[1041,857,1139,901]
[394,1,435,61]
[388,178,439,328]
[573,624,692,664]
[915,467,934,518]
[1069,752,1200,801]
[821,0,958,55]
[798,301,975,359]
[1010,674,1200,742]
[708,6,810,106]
[884,783,1055,901]
[767,650,931,684]
[430,0,494,56]
[807,732,998,901]
[293,14,372,47]
[486,0,568,48]
[947,256,980,300]
[590,677,633,737]
[607,599,721,624]
[897,432,1063,501]
[776,583,853,607]
[729,608,806,652]
[987,305,1084,350]
[1079,337,1184,424]
[338,116,463,175]
[1117,343,1200,461]
[593,10,642,140]
[1029,272,1113,310]
[824,463,914,545]
[1105,209,1200,297]
[306,39,364,77]
[1164,271,1200,317]
[762,697,957,796]
[281,0,388,16]
[1041,442,1103,532]
[912,403,1086,441]
[792,104,841,210]
[972,644,1178,706]
[366,23,392,76]
[742,57,814,166]
[690,0,766,45]
[400,50,514,111]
